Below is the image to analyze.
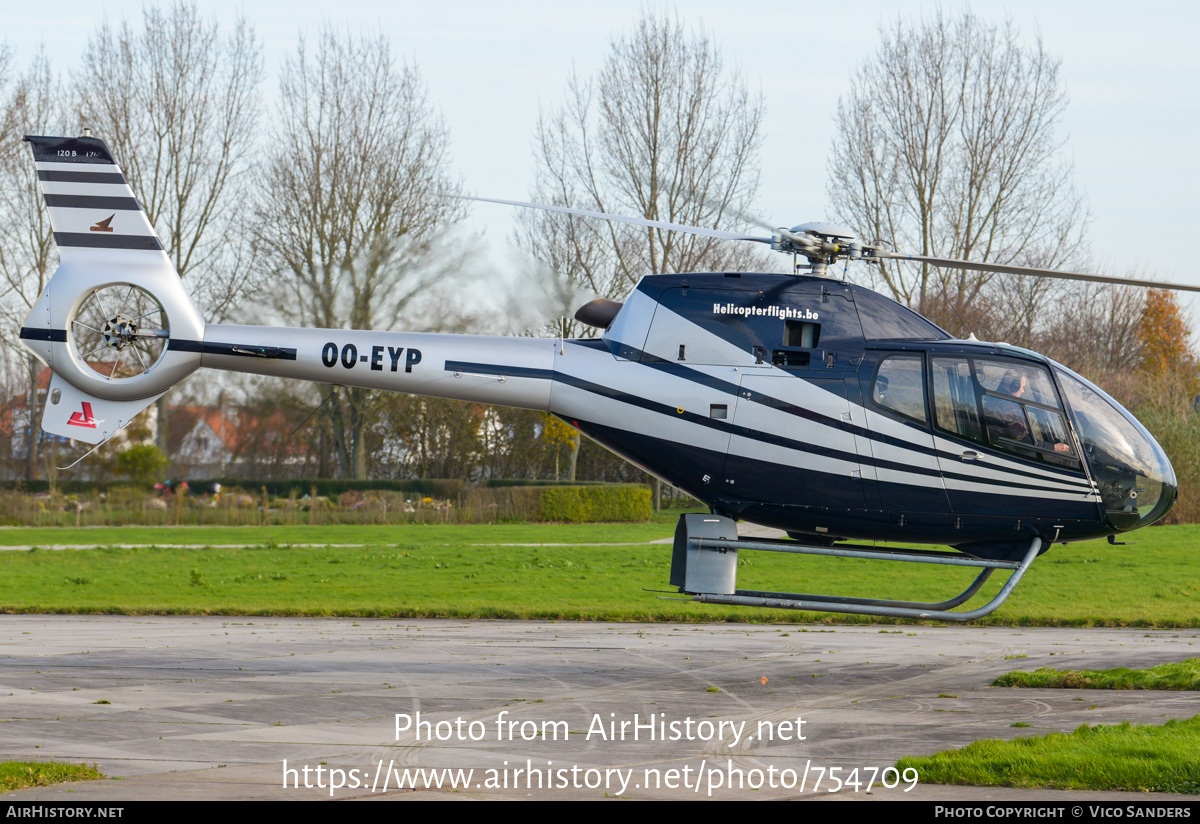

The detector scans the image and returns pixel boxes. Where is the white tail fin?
[19,134,205,445]
[24,134,163,258]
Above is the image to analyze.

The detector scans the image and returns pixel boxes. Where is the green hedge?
[0,478,467,498]
[0,480,121,494]
[486,478,608,488]
[199,479,468,499]
[0,479,651,522]
[538,484,651,522]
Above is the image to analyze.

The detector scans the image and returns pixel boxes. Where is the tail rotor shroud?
[70,284,170,381]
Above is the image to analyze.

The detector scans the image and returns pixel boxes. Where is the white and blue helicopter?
[18,133,1193,621]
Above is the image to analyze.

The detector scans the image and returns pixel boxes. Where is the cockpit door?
[927,355,1092,516]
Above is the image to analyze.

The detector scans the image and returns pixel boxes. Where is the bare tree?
[0,50,72,479]
[255,28,464,479]
[75,1,263,454]
[517,12,766,498]
[0,44,16,162]
[827,10,1088,323]
[77,1,262,316]
[519,11,767,305]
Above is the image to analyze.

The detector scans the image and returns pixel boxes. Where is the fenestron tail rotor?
[69,285,170,381]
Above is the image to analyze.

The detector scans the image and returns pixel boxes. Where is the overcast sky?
[9,0,1200,333]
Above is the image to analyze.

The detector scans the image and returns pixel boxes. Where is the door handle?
[960,451,978,462]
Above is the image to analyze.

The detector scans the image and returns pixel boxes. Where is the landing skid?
[667,514,1042,622]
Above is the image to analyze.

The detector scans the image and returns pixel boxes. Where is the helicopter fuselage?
[186,271,1176,561]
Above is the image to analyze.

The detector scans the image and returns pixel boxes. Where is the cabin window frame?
[930,354,1081,469]
[868,353,930,425]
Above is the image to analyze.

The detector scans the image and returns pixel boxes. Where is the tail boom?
[196,325,557,410]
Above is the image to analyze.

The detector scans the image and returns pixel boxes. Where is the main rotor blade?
[455,195,773,244]
[878,251,1200,293]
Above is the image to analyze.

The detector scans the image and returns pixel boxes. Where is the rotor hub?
[770,225,864,277]
[101,315,141,351]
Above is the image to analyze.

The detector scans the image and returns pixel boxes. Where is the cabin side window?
[931,358,982,442]
[931,356,1079,467]
[871,355,927,423]
[973,359,1060,408]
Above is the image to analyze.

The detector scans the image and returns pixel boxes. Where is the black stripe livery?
[53,233,163,251]
[168,340,298,361]
[37,170,127,185]
[24,135,116,165]
[44,195,141,211]
[19,327,67,343]
[446,354,1089,499]
[614,341,1090,490]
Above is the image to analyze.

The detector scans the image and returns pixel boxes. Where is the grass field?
[0,761,103,793]
[995,659,1200,689]
[0,521,676,548]
[0,521,1198,624]
[897,718,1200,793]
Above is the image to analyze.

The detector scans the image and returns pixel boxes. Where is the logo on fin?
[90,215,115,232]
[68,402,97,428]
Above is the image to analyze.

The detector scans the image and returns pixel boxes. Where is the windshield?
[1054,367,1177,530]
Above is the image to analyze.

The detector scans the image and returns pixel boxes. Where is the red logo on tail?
[68,402,97,428]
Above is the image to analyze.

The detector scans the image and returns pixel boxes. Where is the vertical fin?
[23,135,165,258]
[16,134,206,456]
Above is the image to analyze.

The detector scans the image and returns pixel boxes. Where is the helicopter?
[17,133,1195,622]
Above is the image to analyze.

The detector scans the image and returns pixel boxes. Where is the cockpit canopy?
[1053,366,1177,530]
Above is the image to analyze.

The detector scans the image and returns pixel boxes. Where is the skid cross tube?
[733,568,995,612]
[683,534,1042,622]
